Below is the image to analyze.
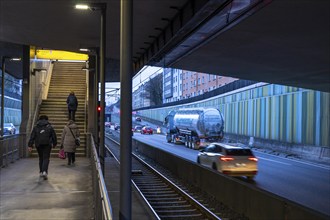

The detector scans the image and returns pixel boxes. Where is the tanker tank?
[165,107,224,149]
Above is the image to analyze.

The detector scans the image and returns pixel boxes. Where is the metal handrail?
[89,133,113,220]
[84,79,88,133]
[28,63,54,135]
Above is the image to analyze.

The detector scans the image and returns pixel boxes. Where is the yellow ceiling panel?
[31,49,88,61]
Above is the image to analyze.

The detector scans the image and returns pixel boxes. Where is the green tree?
[141,73,163,106]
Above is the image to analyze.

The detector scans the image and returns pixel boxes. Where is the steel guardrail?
[0,134,23,167]
[89,133,113,220]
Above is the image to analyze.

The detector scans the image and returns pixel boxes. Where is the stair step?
[31,62,88,157]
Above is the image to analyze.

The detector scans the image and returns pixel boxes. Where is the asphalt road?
[132,132,330,217]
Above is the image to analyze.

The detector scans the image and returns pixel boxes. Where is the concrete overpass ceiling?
[0,0,329,92]
[164,0,330,92]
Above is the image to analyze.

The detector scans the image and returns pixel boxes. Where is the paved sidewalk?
[0,157,93,220]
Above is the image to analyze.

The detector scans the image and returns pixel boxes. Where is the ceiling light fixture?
[75,4,89,10]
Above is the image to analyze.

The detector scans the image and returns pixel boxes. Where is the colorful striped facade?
[138,84,330,147]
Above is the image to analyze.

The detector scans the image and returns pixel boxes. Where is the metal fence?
[88,133,113,220]
[0,134,25,168]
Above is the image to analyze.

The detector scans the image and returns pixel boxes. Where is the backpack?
[36,124,52,145]
[68,95,77,108]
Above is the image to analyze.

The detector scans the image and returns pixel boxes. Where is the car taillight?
[220,156,234,162]
[249,157,258,162]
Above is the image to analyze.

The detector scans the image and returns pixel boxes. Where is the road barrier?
[133,139,328,220]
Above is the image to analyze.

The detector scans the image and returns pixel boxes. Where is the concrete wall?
[138,84,330,148]
[132,139,327,220]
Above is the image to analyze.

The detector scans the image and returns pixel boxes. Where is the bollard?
[248,136,254,148]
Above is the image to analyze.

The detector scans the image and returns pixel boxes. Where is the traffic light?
[97,101,101,142]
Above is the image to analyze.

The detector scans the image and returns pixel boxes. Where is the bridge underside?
[0,0,329,92]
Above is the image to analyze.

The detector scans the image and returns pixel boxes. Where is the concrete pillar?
[20,45,30,158]
[119,0,133,219]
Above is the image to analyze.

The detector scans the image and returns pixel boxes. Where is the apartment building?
[182,70,237,99]
[132,83,150,109]
[133,67,238,109]
[163,68,182,103]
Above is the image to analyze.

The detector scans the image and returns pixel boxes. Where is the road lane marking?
[258,156,291,165]
[255,151,330,170]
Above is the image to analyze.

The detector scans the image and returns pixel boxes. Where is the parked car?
[197,143,258,179]
[141,126,153,135]
[3,123,16,135]
[133,125,143,132]
[135,117,142,122]
[114,124,120,130]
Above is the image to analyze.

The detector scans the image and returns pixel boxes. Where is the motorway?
[132,132,330,217]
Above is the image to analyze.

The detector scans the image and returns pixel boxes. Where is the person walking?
[66,91,78,121]
[60,120,80,166]
[28,115,57,180]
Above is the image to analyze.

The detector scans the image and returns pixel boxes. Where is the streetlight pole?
[75,3,106,173]
[1,56,21,137]
[99,3,106,174]
[1,57,6,137]
[80,47,99,147]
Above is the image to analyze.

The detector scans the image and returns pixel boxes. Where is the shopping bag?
[58,149,66,159]
[75,138,80,146]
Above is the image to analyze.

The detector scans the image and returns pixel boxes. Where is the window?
[225,149,254,156]
[205,145,215,152]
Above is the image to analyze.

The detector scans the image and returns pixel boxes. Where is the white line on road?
[255,151,330,170]
[258,156,291,165]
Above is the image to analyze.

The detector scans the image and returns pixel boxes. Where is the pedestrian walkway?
[0,157,93,220]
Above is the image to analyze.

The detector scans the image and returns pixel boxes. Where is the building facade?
[182,70,237,99]
[133,67,238,109]
[163,68,182,103]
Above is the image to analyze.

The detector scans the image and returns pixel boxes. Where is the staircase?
[32,61,87,157]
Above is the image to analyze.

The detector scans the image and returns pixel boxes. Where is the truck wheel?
[219,130,224,139]
[172,135,175,144]
[184,136,188,147]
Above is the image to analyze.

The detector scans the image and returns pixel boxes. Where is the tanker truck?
[164,107,224,150]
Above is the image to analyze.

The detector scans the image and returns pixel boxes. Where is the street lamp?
[75,3,106,171]
[80,47,100,147]
[1,56,21,136]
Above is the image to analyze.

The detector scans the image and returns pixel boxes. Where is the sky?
[132,66,163,91]
[105,65,162,104]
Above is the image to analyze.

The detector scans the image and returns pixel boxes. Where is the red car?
[140,126,153,135]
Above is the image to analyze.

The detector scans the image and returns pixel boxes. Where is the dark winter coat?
[61,120,80,153]
[66,94,78,111]
[28,119,57,148]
